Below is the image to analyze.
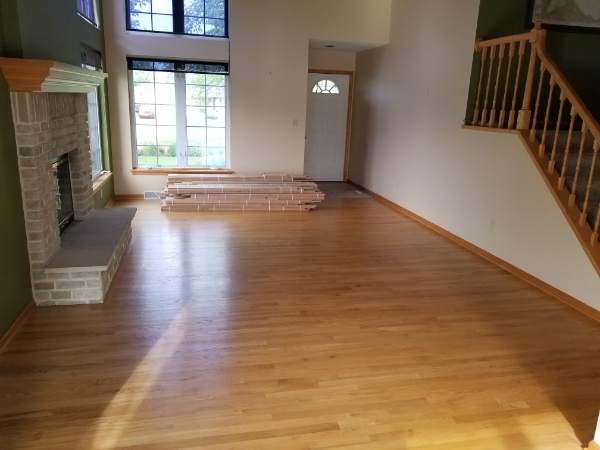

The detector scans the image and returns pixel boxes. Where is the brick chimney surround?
[0,57,136,305]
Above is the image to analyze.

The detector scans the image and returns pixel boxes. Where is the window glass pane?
[134,83,156,105]
[207,127,225,147]
[87,91,103,178]
[154,71,174,84]
[158,144,177,166]
[152,0,173,14]
[152,14,174,32]
[187,147,205,166]
[206,147,225,167]
[184,17,204,35]
[206,74,225,86]
[136,125,157,145]
[207,107,225,127]
[184,0,204,17]
[204,18,225,36]
[187,127,207,147]
[156,105,177,125]
[131,12,153,30]
[205,0,225,19]
[130,0,151,13]
[77,0,96,23]
[187,106,206,123]
[186,86,206,107]
[186,73,206,85]
[137,146,158,166]
[155,83,175,105]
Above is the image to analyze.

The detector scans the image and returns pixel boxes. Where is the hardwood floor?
[2,193,600,449]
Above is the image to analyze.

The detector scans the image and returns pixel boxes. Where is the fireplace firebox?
[51,153,75,233]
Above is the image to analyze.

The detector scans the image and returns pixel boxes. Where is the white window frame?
[128,59,230,169]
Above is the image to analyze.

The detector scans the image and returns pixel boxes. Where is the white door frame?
[307,69,354,181]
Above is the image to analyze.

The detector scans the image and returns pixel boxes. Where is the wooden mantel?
[0,57,107,93]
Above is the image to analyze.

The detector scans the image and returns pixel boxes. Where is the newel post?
[517,23,543,129]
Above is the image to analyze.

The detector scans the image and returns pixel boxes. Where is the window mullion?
[173,0,184,34]
[175,73,188,167]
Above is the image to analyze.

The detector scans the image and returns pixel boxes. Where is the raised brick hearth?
[1,58,135,305]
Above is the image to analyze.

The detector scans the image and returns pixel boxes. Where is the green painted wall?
[0,3,32,338]
[0,0,113,338]
[94,177,115,209]
[466,0,600,121]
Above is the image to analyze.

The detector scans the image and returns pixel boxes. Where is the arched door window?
[312,79,340,94]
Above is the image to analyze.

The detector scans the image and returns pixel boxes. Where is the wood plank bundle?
[161,173,324,212]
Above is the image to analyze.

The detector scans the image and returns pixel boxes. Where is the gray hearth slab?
[45,208,137,271]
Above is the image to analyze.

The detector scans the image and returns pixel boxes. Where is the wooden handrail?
[534,32,600,142]
[474,32,532,50]
[468,24,600,274]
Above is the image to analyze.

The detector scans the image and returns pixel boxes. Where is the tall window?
[81,47,104,179]
[128,58,229,168]
[126,0,228,37]
[77,0,96,25]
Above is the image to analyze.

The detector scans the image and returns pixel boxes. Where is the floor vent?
[144,191,161,200]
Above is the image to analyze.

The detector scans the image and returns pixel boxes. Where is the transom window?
[126,0,228,37]
[128,58,229,168]
[312,79,340,94]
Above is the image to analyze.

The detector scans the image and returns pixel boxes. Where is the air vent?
[144,191,161,200]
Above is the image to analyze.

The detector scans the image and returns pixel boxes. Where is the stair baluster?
[558,105,577,191]
[539,77,556,157]
[509,40,526,129]
[580,140,599,227]
[481,45,496,127]
[548,91,567,173]
[490,43,505,127]
[529,63,547,142]
[473,44,487,126]
[499,42,516,129]
[569,124,589,208]
[593,205,600,247]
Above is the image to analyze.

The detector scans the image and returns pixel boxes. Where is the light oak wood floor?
[2,194,600,449]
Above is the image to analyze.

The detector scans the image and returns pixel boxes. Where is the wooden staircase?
[464,23,600,277]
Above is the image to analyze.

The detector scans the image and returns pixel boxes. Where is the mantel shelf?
[0,57,107,93]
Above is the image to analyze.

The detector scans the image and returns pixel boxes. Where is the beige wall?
[304,0,391,49]
[348,0,600,309]
[103,0,390,194]
[309,49,356,72]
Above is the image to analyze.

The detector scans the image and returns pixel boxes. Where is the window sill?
[131,168,234,176]
[92,171,113,194]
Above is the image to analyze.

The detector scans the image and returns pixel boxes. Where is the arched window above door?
[312,79,340,94]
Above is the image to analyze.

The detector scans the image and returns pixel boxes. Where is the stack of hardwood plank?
[161,173,325,212]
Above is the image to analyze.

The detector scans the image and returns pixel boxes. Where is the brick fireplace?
[0,58,135,305]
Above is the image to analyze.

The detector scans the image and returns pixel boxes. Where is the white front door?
[304,73,350,181]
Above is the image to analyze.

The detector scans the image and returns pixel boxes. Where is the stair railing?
[467,23,600,249]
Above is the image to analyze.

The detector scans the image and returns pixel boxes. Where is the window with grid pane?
[126,0,227,37]
[129,58,229,168]
[77,0,96,24]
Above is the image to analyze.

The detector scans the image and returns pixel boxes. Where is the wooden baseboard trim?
[104,197,116,208]
[0,300,35,354]
[115,194,144,201]
[588,440,600,450]
[351,181,600,324]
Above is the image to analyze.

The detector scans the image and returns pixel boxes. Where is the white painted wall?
[102,0,391,194]
[595,412,600,444]
[309,49,356,72]
[348,0,600,309]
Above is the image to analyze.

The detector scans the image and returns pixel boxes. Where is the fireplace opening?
[51,153,75,234]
